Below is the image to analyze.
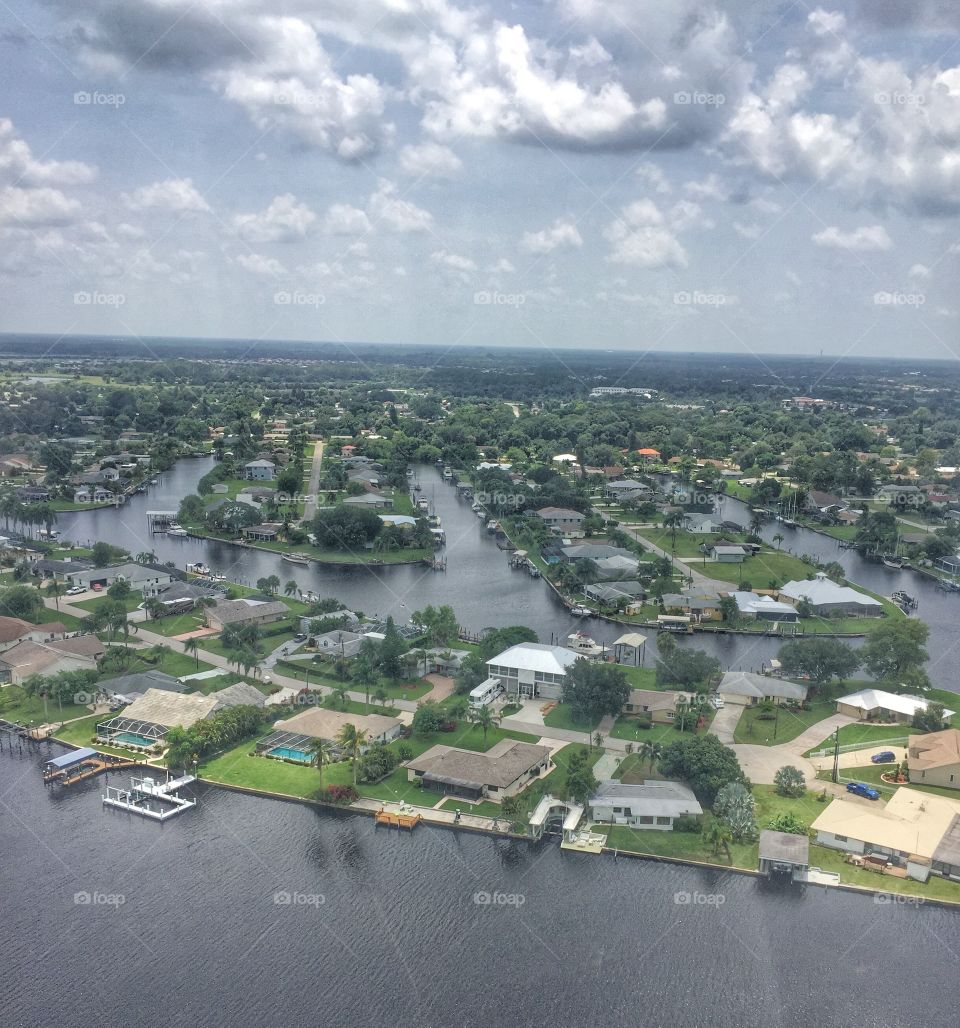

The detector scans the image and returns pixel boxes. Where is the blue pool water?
[110,732,156,748]
[268,746,311,763]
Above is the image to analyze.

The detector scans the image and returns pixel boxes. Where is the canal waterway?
[54,462,959,693]
[0,743,956,1028]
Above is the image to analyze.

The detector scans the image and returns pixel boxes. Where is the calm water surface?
[0,745,955,1028]
[55,462,960,693]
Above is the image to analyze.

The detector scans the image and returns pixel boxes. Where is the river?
[0,743,955,1028]
[54,462,959,693]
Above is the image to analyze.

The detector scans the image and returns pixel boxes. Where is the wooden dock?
[375,807,422,830]
[44,755,139,787]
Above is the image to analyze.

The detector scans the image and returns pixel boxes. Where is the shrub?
[395,743,414,762]
[773,765,807,798]
[673,815,701,834]
[767,811,807,835]
[319,784,359,805]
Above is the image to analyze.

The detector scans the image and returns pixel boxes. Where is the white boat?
[566,632,604,657]
[568,604,591,617]
[166,524,187,537]
[186,562,210,576]
[281,553,310,565]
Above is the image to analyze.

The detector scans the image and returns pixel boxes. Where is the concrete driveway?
[708,703,743,744]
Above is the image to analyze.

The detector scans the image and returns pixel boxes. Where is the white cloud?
[635,163,671,194]
[235,252,286,276]
[812,225,892,251]
[520,218,583,254]
[232,194,315,243]
[323,204,372,235]
[122,178,211,213]
[368,180,433,233]
[683,174,729,202]
[0,185,81,226]
[398,142,463,178]
[0,119,96,187]
[604,199,687,267]
[431,249,476,271]
[487,258,516,273]
[909,263,930,279]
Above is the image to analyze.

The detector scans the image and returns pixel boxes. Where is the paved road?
[302,438,325,522]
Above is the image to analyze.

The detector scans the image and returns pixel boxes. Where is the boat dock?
[375,806,422,830]
[43,747,139,786]
[102,773,197,821]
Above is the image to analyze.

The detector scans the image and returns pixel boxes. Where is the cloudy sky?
[1,0,959,359]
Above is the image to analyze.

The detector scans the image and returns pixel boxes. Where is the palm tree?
[135,550,158,565]
[663,511,684,552]
[373,687,388,709]
[44,580,64,611]
[284,579,298,598]
[773,532,784,551]
[336,723,368,785]
[639,740,662,773]
[468,704,500,745]
[593,731,604,751]
[309,738,334,788]
[749,512,764,536]
[184,636,200,669]
[703,820,732,859]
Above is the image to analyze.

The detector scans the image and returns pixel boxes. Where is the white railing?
[809,736,908,758]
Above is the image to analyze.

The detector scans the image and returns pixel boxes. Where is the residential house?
[99,669,184,703]
[584,582,647,608]
[605,480,653,501]
[717,671,808,706]
[588,779,702,829]
[405,739,552,801]
[935,554,960,575]
[805,489,843,514]
[908,729,960,790]
[812,788,960,881]
[534,507,586,537]
[204,598,289,632]
[0,635,105,684]
[592,554,641,580]
[486,642,580,700]
[343,493,393,510]
[876,484,923,507]
[244,459,276,481]
[622,688,681,724]
[0,616,67,652]
[242,524,281,542]
[730,592,799,623]
[708,543,749,563]
[835,688,955,725]
[34,558,93,582]
[636,448,661,461]
[660,591,725,621]
[779,573,883,616]
[66,562,174,596]
[682,512,722,534]
[279,707,404,750]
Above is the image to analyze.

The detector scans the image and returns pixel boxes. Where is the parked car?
[293,633,307,642]
[91,583,103,591]
[710,696,725,709]
[870,751,896,764]
[846,781,881,800]
[66,586,85,595]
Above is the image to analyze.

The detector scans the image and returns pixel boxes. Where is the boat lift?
[102,773,197,821]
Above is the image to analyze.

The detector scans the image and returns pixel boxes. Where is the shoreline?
[41,730,960,910]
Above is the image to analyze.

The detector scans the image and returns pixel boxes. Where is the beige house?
[205,599,289,632]
[0,636,104,685]
[835,688,955,725]
[0,616,68,653]
[622,688,681,724]
[405,739,552,801]
[908,729,960,790]
[279,707,404,749]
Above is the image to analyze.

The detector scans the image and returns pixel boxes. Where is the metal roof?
[45,747,97,770]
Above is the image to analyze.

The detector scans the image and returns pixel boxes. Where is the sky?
[1,0,959,360]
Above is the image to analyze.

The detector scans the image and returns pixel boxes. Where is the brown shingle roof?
[406,739,552,789]
[909,729,960,771]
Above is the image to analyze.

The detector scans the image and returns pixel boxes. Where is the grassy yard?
[72,594,144,613]
[0,687,93,726]
[803,722,919,757]
[542,702,599,733]
[608,718,689,746]
[634,526,715,558]
[142,611,208,637]
[733,695,837,745]
[691,549,813,587]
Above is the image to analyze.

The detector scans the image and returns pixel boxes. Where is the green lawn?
[73,594,144,613]
[142,612,207,637]
[31,607,84,631]
[272,660,432,700]
[634,527,715,558]
[733,695,837,745]
[693,549,814,587]
[804,722,919,757]
[52,713,158,759]
[608,718,690,745]
[0,687,93,726]
[542,702,599,733]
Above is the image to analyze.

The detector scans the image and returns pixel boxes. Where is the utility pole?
[832,727,841,784]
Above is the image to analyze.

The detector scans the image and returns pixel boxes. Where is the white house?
[835,688,955,725]
[244,459,276,481]
[682,512,722,534]
[588,779,702,829]
[730,592,799,623]
[535,507,586,537]
[779,573,883,616]
[486,642,580,700]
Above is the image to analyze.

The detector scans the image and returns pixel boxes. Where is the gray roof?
[561,543,636,562]
[759,829,810,865]
[589,779,702,818]
[407,739,552,789]
[932,815,960,868]
[718,671,808,701]
[209,681,266,711]
[207,598,289,625]
[100,670,183,696]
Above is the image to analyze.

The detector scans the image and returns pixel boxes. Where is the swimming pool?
[110,732,157,748]
[267,746,312,763]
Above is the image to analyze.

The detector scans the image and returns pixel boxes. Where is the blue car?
[871,751,896,764]
[846,781,881,800]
